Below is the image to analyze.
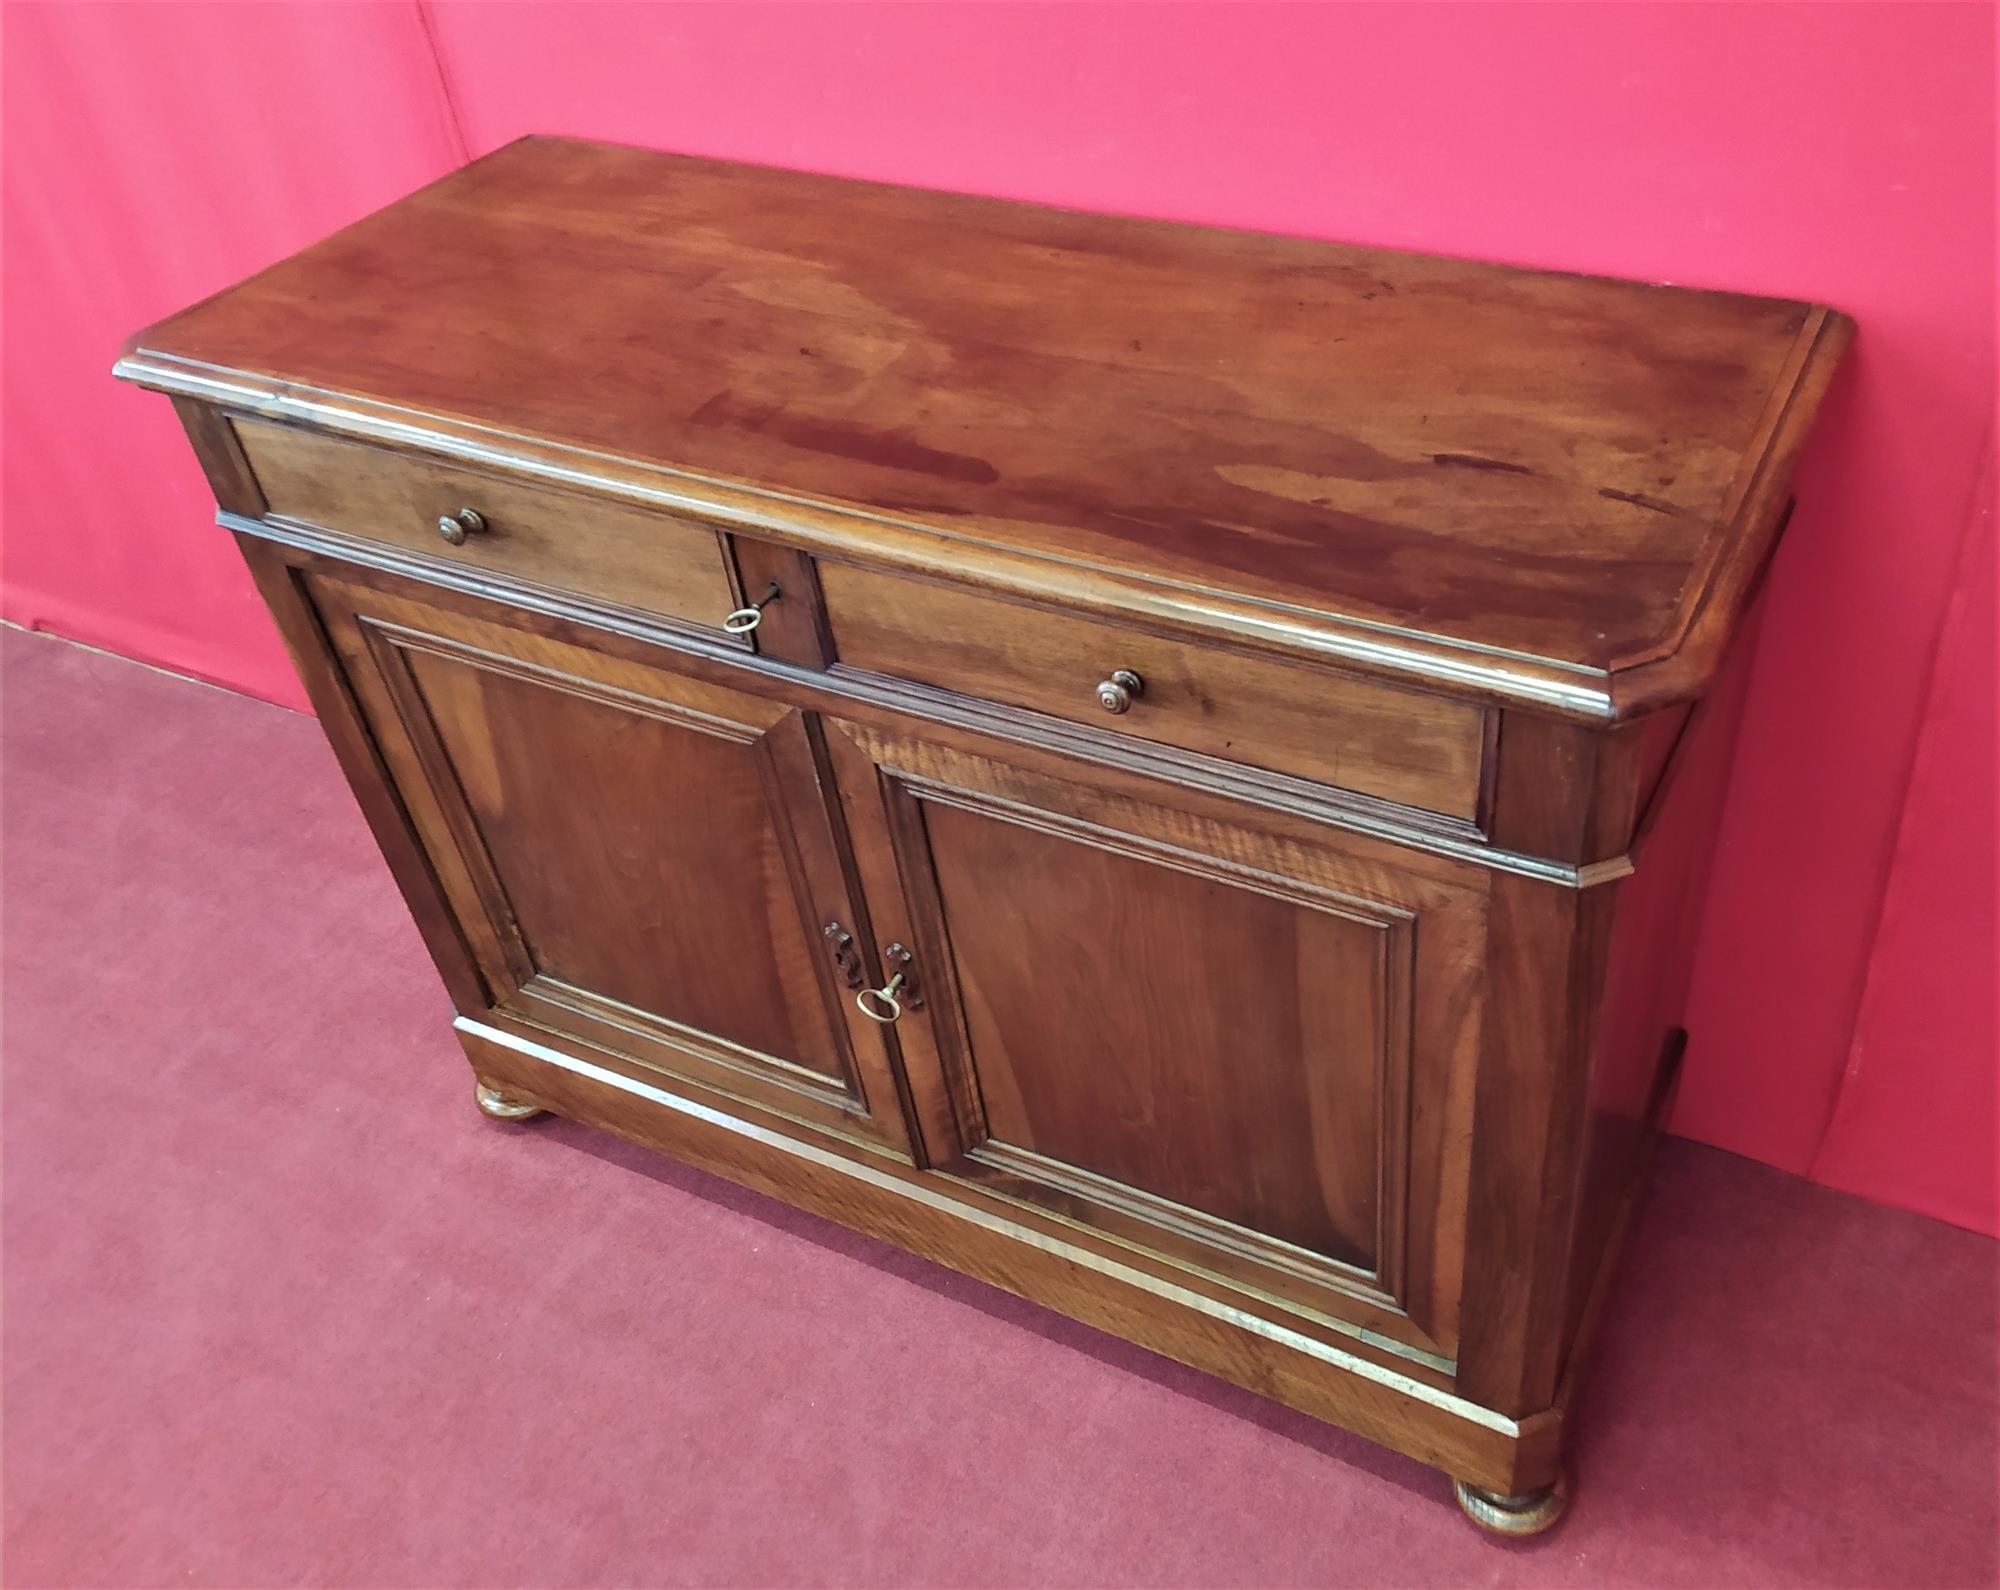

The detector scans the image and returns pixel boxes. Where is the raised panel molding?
[310,575,915,1152]
[127,141,1851,1522]
[904,774,1418,1308]
[823,715,1479,1362]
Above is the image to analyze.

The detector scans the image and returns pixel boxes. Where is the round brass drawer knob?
[437,507,486,546]
[1096,669,1144,715]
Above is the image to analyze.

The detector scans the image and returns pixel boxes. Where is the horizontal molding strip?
[118,350,1624,720]
[464,1016,1522,1435]
[224,510,1636,890]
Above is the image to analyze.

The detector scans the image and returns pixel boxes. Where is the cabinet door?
[309,570,912,1152]
[824,717,1486,1357]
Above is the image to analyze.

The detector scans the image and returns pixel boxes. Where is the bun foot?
[474,1082,543,1122]
[1453,1471,1568,1537]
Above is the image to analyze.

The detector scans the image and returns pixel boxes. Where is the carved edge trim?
[117,354,1622,720]
[222,512,1640,891]
[1606,305,1855,714]
[880,769,1440,1353]
[462,1014,1529,1438]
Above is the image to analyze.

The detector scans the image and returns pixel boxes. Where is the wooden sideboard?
[117,137,1850,1535]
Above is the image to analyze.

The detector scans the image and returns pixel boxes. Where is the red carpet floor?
[4,623,1996,1589]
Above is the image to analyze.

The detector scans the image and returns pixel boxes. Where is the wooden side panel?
[172,399,266,518]
[1457,673,1735,1413]
[1453,873,1609,1416]
[1486,710,1651,865]
[1560,613,1766,1349]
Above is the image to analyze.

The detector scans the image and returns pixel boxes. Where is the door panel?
[924,795,1393,1270]
[310,571,912,1151]
[825,716,1484,1356]
[399,646,842,1074]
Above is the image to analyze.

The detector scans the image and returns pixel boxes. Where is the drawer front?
[819,562,1488,820]
[238,421,740,632]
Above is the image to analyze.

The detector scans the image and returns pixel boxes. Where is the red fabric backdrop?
[4,2,1993,1233]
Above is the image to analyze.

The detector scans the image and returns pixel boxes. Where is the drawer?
[237,421,741,633]
[819,563,1488,820]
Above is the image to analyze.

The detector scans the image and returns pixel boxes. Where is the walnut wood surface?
[927,796,1391,1270]
[121,135,1850,718]
[456,1014,1564,1498]
[821,713,1486,1358]
[241,419,740,635]
[309,571,914,1151]
[127,144,1854,1524]
[820,560,1487,820]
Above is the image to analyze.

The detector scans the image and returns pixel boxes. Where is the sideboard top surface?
[119,135,1850,717]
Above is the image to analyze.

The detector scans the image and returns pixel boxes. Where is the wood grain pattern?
[457,1014,1561,1497]
[928,795,1392,1271]
[233,538,492,1018]
[1454,874,1613,1416]
[172,398,266,518]
[309,572,915,1151]
[242,525,1580,883]
[240,419,741,635]
[121,139,1853,1525]
[820,561,1487,819]
[822,715,1485,1357]
[120,135,1851,718]
[730,536,836,667]
[1485,712,1648,865]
